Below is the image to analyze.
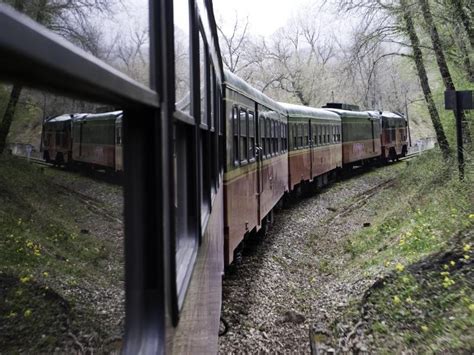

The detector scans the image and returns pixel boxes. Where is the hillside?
[0,157,124,353]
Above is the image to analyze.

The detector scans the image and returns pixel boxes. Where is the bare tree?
[0,0,117,154]
[217,14,255,76]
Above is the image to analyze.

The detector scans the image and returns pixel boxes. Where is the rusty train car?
[281,103,342,190]
[1,0,410,352]
[369,111,409,161]
[223,72,288,265]
[42,111,123,171]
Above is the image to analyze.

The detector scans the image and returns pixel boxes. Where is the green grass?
[344,149,472,272]
[332,148,473,352]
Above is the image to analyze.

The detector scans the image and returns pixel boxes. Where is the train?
[2,0,409,352]
[42,111,123,171]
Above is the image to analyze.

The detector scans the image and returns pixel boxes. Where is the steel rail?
[0,4,159,108]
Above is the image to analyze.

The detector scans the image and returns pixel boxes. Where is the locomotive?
[1,0,408,352]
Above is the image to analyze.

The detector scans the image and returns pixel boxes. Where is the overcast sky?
[213,0,324,37]
[117,0,345,39]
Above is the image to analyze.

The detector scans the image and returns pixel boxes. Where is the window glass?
[298,124,303,147]
[233,106,239,164]
[240,108,248,162]
[266,118,271,154]
[249,112,255,159]
[199,34,206,126]
[293,124,297,149]
[175,0,190,112]
[260,116,266,157]
[210,66,215,129]
[304,124,308,147]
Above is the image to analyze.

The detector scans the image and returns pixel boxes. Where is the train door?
[371,119,375,152]
[255,112,264,226]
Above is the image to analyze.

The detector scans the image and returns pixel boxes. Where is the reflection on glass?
[175,0,191,113]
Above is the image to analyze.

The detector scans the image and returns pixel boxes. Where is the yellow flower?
[469,214,474,220]
[406,297,414,304]
[43,272,49,277]
[443,264,449,270]
[464,255,470,260]
[450,260,456,266]
[395,263,405,272]
[24,309,32,318]
[20,276,30,283]
[442,277,455,288]
[469,304,474,312]
[440,271,450,276]
[464,244,471,252]
[393,296,401,304]
[421,325,429,332]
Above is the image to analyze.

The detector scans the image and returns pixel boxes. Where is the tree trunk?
[0,0,49,155]
[400,0,450,157]
[450,0,474,49]
[0,85,23,154]
[419,0,471,145]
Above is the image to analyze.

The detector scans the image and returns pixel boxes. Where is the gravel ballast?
[219,166,401,353]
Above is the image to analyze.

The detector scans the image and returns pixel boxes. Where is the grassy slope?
[336,149,473,352]
[0,157,123,352]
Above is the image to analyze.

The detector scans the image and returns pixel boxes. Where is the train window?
[313,125,317,147]
[272,120,278,154]
[233,106,239,165]
[173,121,198,311]
[292,124,297,149]
[304,124,308,147]
[266,118,271,155]
[249,111,255,160]
[298,124,303,148]
[277,121,281,153]
[175,0,191,114]
[260,115,266,157]
[210,65,215,130]
[199,33,207,128]
[240,108,248,162]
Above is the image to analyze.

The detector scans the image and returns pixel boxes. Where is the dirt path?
[218,165,402,353]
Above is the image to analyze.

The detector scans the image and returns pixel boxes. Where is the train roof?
[223,70,284,114]
[322,108,376,120]
[366,110,406,120]
[46,113,87,123]
[278,102,341,121]
[74,110,123,122]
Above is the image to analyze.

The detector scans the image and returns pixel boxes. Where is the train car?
[369,111,408,161]
[280,103,342,190]
[71,111,123,171]
[223,71,288,265]
[42,113,86,165]
[323,108,382,166]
